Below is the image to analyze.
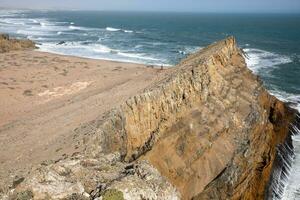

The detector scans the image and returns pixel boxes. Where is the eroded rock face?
[84,37,295,199]
[0,34,36,53]
[3,37,296,200]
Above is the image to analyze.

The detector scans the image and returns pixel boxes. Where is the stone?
[57,41,66,45]
[12,176,25,189]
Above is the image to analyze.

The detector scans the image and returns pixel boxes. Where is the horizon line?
[0,7,300,14]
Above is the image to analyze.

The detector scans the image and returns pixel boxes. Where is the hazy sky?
[1,0,300,13]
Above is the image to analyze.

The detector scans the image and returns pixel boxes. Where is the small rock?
[12,176,25,188]
[57,41,66,45]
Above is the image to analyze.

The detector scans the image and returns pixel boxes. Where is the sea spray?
[268,114,300,200]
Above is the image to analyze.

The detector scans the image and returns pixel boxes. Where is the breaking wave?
[37,41,166,65]
[244,48,292,74]
[106,27,120,32]
[269,90,300,112]
[106,27,134,33]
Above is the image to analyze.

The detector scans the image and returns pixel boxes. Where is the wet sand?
[0,50,169,188]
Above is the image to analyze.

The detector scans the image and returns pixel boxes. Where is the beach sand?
[0,50,170,187]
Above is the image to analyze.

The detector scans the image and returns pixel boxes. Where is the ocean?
[0,9,300,199]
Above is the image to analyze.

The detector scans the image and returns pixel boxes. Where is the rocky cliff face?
[0,34,36,53]
[3,37,296,200]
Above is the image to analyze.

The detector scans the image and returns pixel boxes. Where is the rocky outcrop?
[5,153,179,200]
[0,34,36,53]
[3,37,296,200]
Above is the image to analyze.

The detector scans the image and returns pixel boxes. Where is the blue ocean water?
[0,9,300,199]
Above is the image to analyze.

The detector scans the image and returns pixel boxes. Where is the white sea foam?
[37,41,168,66]
[69,25,90,31]
[68,25,100,32]
[40,22,46,27]
[69,25,81,30]
[17,29,49,36]
[91,44,113,53]
[117,52,160,61]
[0,14,71,39]
[281,134,300,200]
[0,18,26,25]
[38,41,112,56]
[31,19,39,23]
[269,91,300,200]
[269,90,300,112]
[124,30,133,33]
[106,27,121,32]
[244,48,292,74]
[134,44,143,49]
[105,27,134,33]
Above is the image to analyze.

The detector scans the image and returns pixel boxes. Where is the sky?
[0,0,300,13]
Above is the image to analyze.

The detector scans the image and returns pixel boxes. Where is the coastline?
[0,8,299,199]
[0,48,171,190]
[2,37,296,199]
[0,34,299,199]
[36,47,174,67]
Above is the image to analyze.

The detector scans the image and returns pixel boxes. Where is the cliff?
[0,34,36,53]
[3,37,296,200]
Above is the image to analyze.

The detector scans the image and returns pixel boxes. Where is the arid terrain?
[0,36,297,200]
[0,49,170,190]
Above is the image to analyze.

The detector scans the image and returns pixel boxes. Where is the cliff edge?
[2,37,296,200]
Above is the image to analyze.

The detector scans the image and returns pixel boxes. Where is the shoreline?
[35,48,174,68]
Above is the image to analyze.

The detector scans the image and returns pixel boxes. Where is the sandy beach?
[0,49,169,187]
